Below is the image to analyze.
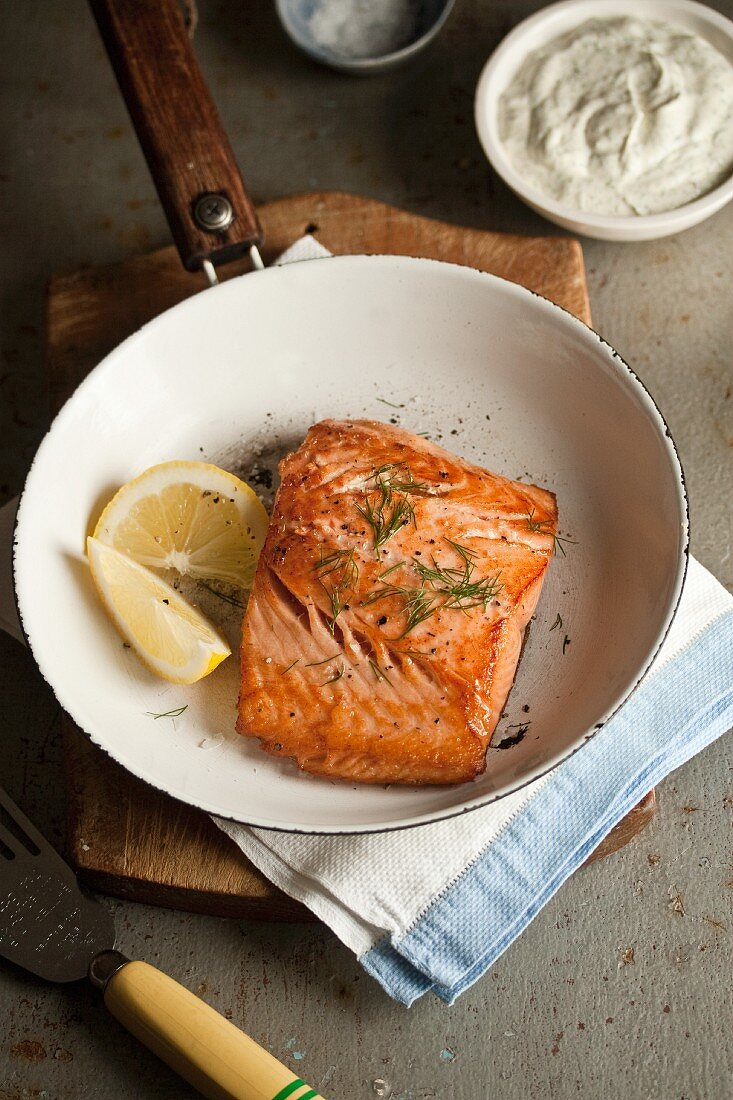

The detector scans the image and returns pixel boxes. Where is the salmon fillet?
[237,419,557,785]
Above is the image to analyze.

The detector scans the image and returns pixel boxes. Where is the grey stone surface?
[0,2,731,1097]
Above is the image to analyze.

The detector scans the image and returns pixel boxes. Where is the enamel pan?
[13,0,688,833]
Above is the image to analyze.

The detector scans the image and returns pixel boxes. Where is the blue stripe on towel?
[361,609,733,1005]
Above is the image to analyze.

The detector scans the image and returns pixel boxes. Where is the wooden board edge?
[565,237,591,325]
[75,868,313,921]
[583,789,656,866]
[46,189,586,293]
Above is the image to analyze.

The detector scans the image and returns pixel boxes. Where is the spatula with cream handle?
[0,784,325,1100]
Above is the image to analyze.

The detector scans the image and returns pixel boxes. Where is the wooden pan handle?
[89,0,263,272]
[104,961,325,1100]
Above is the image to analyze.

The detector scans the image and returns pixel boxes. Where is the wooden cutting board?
[50,192,655,920]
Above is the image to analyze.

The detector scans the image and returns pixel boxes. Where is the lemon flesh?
[87,537,230,684]
[93,461,268,589]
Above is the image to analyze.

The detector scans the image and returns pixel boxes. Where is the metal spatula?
[0,786,325,1100]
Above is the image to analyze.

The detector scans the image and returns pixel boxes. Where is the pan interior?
[14,256,686,832]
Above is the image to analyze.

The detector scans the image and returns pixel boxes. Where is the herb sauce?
[498,17,733,215]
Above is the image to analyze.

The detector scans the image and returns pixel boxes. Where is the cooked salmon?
[237,419,557,785]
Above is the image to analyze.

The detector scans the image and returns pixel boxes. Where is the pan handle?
[89,0,263,274]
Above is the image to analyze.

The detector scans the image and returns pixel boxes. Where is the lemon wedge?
[93,461,268,590]
[87,537,230,684]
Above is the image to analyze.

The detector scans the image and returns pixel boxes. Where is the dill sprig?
[199,582,244,608]
[316,546,359,582]
[146,705,188,720]
[323,664,344,685]
[357,464,431,559]
[524,508,576,556]
[363,538,503,636]
[443,537,476,564]
[357,491,415,559]
[400,586,441,635]
[305,652,341,667]
[551,533,577,557]
[549,613,563,632]
[372,463,431,496]
[362,577,440,638]
[315,546,358,632]
[413,539,503,613]
[378,561,405,580]
[283,658,300,673]
[368,658,393,685]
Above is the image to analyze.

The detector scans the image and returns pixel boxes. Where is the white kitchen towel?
[3,236,732,1005]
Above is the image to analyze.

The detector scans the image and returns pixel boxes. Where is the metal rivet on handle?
[194,193,233,232]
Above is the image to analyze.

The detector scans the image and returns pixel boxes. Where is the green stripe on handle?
[271,1080,305,1100]
[271,1075,323,1100]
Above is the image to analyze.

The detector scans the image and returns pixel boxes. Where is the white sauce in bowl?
[498,16,733,216]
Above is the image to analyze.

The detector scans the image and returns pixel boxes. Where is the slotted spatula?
[0,786,325,1100]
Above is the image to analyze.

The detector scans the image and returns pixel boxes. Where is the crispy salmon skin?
[237,419,557,785]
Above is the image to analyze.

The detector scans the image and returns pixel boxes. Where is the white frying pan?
[13,0,688,834]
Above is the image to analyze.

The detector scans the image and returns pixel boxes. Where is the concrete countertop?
[1,2,731,1097]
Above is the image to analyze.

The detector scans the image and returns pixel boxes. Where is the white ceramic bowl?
[475,0,733,241]
[14,256,688,832]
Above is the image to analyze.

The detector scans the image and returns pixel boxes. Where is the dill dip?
[498,16,733,216]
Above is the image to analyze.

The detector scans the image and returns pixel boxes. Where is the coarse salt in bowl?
[276,0,456,74]
[474,0,733,241]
